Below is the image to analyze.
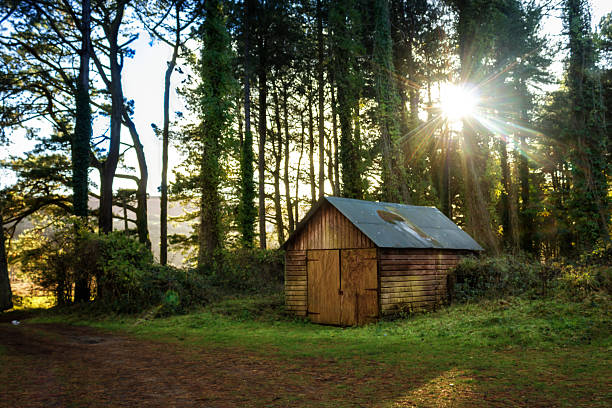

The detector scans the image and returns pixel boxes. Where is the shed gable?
[286,201,375,250]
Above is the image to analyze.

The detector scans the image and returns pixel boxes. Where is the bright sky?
[1,1,610,195]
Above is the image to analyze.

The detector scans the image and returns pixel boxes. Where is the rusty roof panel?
[325,196,483,251]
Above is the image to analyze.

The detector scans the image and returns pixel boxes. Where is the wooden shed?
[281,196,483,325]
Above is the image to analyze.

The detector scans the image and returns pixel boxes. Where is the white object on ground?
[11,320,20,325]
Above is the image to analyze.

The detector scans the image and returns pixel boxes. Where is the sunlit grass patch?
[388,368,478,408]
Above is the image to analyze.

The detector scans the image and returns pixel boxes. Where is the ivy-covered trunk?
[238,0,256,248]
[565,0,610,250]
[73,0,92,303]
[196,0,235,266]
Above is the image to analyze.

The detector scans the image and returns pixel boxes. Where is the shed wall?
[285,250,307,315]
[286,202,375,250]
[378,249,466,314]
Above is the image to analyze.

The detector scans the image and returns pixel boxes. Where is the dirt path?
[7,320,593,407]
[1,321,465,408]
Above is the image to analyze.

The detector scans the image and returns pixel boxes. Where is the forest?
[0,0,611,405]
[0,0,610,302]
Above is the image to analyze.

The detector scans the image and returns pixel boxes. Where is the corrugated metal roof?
[283,196,483,251]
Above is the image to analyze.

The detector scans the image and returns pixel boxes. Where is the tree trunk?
[0,210,12,311]
[73,0,91,219]
[197,0,232,264]
[330,0,361,199]
[123,114,149,247]
[316,0,325,198]
[498,138,512,249]
[98,7,126,235]
[282,83,294,232]
[73,0,92,303]
[440,126,451,218]
[390,0,409,138]
[257,39,267,249]
[330,81,340,195]
[238,0,256,248]
[295,111,305,222]
[160,5,181,265]
[308,80,316,205]
[518,133,533,252]
[457,1,498,253]
[272,87,285,245]
[373,0,405,203]
[197,134,221,264]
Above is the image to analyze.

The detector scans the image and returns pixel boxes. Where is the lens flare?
[441,85,479,120]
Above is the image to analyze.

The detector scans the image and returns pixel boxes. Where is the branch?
[115,173,140,183]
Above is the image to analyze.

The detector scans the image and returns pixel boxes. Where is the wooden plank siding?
[285,250,307,315]
[340,249,378,325]
[286,202,375,250]
[378,249,464,314]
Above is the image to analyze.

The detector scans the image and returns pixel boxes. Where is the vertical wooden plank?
[340,248,378,325]
[317,211,326,249]
[299,227,303,250]
[329,205,335,248]
[324,204,329,248]
[308,249,340,324]
[330,207,334,247]
[310,212,315,249]
[342,211,348,249]
[336,207,345,248]
[338,207,342,248]
[321,209,325,248]
[320,206,324,248]
[322,205,327,248]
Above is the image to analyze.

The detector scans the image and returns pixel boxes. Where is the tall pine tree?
[196,0,235,265]
[565,0,610,250]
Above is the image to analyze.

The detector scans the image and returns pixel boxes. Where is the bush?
[140,265,221,315]
[452,254,549,302]
[87,234,225,314]
[196,248,284,294]
[15,221,285,314]
[93,231,153,308]
[452,244,612,303]
[554,242,612,300]
[15,218,91,305]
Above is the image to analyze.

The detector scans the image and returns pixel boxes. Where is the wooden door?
[340,249,378,325]
[307,250,340,324]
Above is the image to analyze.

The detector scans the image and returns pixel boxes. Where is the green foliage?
[453,246,612,303]
[93,231,154,308]
[329,0,365,199]
[172,0,237,263]
[452,254,548,302]
[13,217,284,315]
[237,129,257,248]
[196,248,284,294]
[564,0,611,250]
[14,219,81,304]
[555,242,612,299]
[140,264,221,315]
[72,76,91,218]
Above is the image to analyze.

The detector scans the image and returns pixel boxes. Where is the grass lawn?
[3,295,611,407]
